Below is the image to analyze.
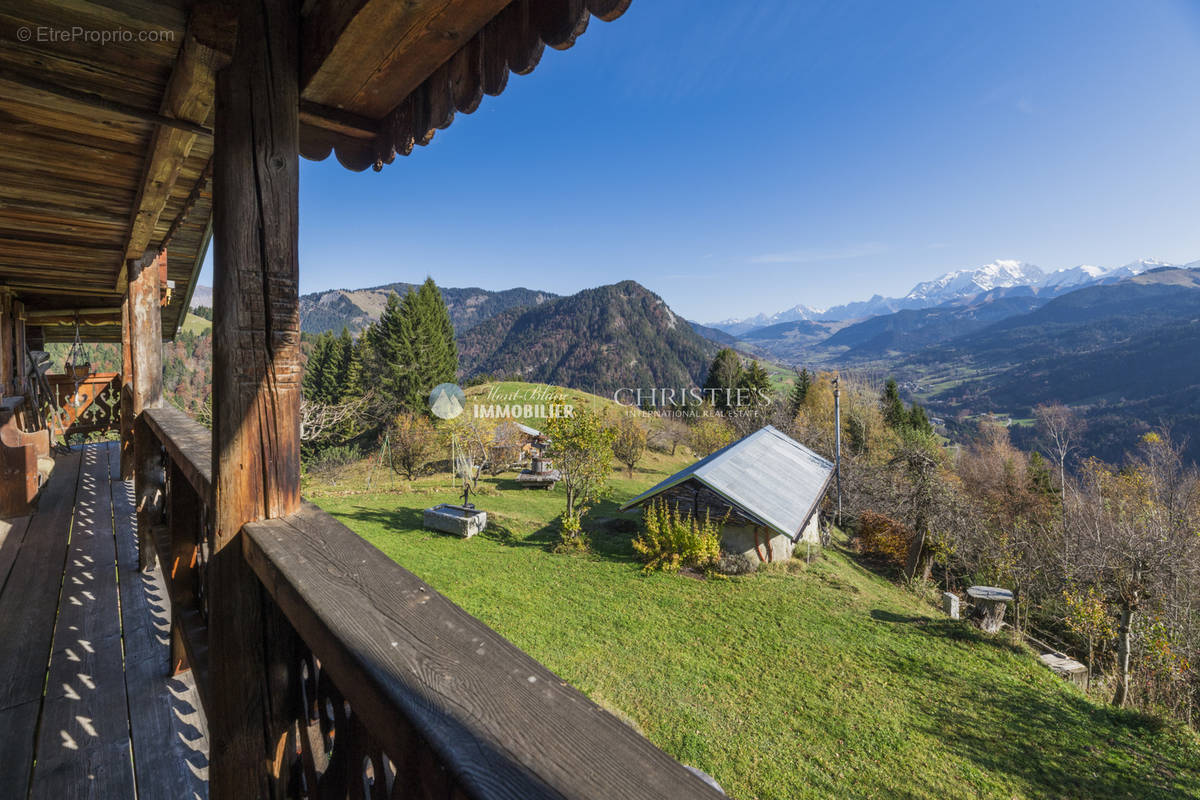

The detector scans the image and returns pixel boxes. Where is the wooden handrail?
[139,406,213,707]
[243,503,726,800]
[142,406,211,500]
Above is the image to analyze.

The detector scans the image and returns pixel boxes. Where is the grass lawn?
[179,311,212,335]
[305,445,1200,800]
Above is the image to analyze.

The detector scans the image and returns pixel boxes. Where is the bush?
[553,510,590,553]
[305,443,361,475]
[857,511,912,568]
[389,411,436,479]
[633,499,722,574]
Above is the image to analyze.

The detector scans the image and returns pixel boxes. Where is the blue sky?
[199,0,1200,322]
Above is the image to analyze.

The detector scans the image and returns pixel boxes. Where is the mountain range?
[709,257,1194,334]
[297,283,558,335]
[187,260,1200,463]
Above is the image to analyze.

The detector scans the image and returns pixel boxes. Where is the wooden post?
[168,460,199,675]
[120,296,135,479]
[130,251,165,570]
[209,0,301,796]
[0,290,12,396]
[13,301,26,398]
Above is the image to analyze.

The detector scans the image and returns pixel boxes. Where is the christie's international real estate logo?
[429,383,466,419]
[614,383,772,417]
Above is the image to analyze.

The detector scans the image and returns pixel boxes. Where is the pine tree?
[703,348,743,411]
[330,327,354,401]
[414,278,458,393]
[303,333,333,402]
[738,360,772,405]
[907,402,933,435]
[790,368,812,416]
[361,280,460,419]
[881,378,906,430]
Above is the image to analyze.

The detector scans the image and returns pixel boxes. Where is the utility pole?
[833,372,842,528]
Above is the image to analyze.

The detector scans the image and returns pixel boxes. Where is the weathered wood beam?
[0,69,213,138]
[300,0,510,116]
[129,252,165,570]
[298,99,379,139]
[120,299,134,480]
[209,0,301,795]
[12,301,27,396]
[117,3,236,291]
[23,309,122,326]
[0,291,13,396]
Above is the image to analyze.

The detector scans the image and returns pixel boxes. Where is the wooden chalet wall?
[653,478,770,529]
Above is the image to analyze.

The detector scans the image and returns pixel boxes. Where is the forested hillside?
[457,280,716,390]
[299,283,557,335]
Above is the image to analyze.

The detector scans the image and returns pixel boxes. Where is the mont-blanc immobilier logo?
[429,383,466,419]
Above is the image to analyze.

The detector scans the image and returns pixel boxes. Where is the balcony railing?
[140,406,726,799]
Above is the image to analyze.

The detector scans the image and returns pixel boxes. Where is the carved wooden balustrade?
[42,371,122,437]
[140,406,726,800]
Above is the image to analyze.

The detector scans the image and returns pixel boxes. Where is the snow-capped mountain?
[712,303,823,335]
[709,257,1194,334]
[904,260,1046,304]
[1038,264,1110,290]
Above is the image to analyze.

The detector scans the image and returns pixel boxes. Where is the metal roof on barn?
[619,425,835,541]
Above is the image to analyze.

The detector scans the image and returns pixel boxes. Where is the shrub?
[611,416,647,476]
[633,499,722,574]
[305,443,361,475]
[857,511,912,568]
[553,509,590,553]
[689,416,735,458]
[389,411,436,479]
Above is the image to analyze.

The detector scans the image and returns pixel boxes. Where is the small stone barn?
[620,425,835,565]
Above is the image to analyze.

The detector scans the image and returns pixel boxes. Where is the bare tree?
[1069,433,1200,708]
[1035,403,1084,508]
[299,392,372,442]
[648,417,690,456]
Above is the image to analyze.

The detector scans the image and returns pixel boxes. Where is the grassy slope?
[179,311,212,335]
[306,389,1200,800]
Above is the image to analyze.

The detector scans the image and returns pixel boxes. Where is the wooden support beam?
[298,99,379,139]
[0,291,13,396]
[0,68,214,138]
[12,302,26,397]
[209,0,301,796]
[300,0,510,116]
[130,252,165,570]
[120,297,135,480]
[117,3,236,291]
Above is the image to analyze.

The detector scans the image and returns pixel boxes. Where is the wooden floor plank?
[0,449,79,711]
[0,699,40,799]
[108,442,209,800]
[30,444,135,800]
[0,514,33,597]
[0,449,80,798]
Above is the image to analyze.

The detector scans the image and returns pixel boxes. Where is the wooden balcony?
[0,410,724,799]
[0,441,207,798]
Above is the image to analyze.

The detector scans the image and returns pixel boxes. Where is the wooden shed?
[621,425,835,567]
[0,2,729,799]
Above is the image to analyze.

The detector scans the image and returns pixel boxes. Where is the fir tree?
[881,378,906,430]
[738,360,772,404]
[908,402,933,436]
[791,368,812,415]
[703,348,744,411]
[303,333,333,403]
[360,280,460,418]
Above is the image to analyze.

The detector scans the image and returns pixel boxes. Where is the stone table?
[967,586,1014,633]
